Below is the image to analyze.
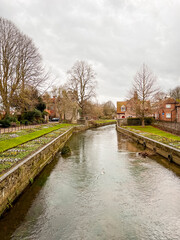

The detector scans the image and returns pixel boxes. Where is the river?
[0,125,180,240]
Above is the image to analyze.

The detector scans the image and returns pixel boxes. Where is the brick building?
[117,92,151,119]
[155,98,180,122]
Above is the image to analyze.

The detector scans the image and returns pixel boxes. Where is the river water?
[0,125,180,240]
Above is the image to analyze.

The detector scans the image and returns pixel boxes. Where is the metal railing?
[0,123,47,134]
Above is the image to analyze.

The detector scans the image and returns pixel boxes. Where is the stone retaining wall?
[0,122,116,217]
[153,121,180,136]
[117,125,180,166]
[0,127,73,217]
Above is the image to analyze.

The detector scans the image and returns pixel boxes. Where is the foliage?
[61,145,71,156]
[127,117,154,126]
[36,97,46,112]
[102,101,116,118]
[0,115,18,128]
[21,109,42,122]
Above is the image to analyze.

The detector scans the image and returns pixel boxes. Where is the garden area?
[0,119,116,174]
[123,125,180,150]
[0,123,73,174]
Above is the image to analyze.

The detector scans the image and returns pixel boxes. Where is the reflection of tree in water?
[117,132,180,178]
[117,132,143,152]
[66,131,96,193]
[0,156,59,240]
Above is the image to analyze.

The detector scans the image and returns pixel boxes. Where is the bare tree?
[169,86,180,100]
[103,101,116,119]
[51,86,78,122]
[132,63,158,126]
[0,17,47,115]
[67,60,96,118]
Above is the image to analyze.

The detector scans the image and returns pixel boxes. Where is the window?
[121,105,126,112]
[166,113,171,118]
[166,104,171,108]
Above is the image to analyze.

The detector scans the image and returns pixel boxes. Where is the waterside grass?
[0,124,71,153]
[94,119,116,124]
[123,125,180,149]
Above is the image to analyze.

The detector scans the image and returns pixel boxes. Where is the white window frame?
[121,105,126,112]
[166,104,171,108]
[166,113,171,119]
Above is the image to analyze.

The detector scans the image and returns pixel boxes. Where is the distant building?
[43,92,78,123]
[44,96,59,119]
[117,92,152,119]
[155,98,180,122]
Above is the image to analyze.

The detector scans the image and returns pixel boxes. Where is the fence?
[0,123,47,134]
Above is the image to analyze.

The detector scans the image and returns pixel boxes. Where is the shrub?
[16,121,20,126]
[0,119,11,128]
[10,120,20,127]
[144,117,154,125]
[127,117,154,126]
[22,109,42,122]
[127,118,141,126]
[0,115,18,128]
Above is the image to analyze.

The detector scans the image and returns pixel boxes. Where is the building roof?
[163,97,177,104]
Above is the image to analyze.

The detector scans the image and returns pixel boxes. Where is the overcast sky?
[0,0,180,104]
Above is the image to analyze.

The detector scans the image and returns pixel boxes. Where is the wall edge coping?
[117,125,180,154]
[0,127,74,183]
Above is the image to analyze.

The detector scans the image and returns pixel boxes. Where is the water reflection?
[0,125,180,240]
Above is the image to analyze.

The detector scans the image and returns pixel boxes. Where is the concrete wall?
[116,125,180,166]
[153,121,180,136]
[0,127,73,217]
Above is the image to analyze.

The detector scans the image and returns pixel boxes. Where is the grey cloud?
[0,0,180,104]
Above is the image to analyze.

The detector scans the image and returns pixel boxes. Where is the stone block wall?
[0,127,73,217]
[153,121,180,136]
[116,125,180,166]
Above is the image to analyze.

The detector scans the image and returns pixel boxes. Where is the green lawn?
[123,125,180,149]
[126,126,180,141]
[95,119,116,124]
[0,124,72,153]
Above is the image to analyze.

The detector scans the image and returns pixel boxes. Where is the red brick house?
[44,96,59,119]
[117,101,127,119]
[177,104,180,122]
[117,92,152,119]
[155,98,180,122]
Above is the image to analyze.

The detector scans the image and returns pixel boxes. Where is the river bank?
[116,124,180,166]
[0,125,180,240]
[0,120,116,217]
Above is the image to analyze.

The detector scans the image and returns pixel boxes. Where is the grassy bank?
[94,119,116,124]
[0,124,72,174]
[0,124,71,153]
[123,125,180,149]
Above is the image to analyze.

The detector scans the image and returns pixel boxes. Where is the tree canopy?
[0,17,47,115]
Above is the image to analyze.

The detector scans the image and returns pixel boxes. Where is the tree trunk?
[142,117,145,127]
